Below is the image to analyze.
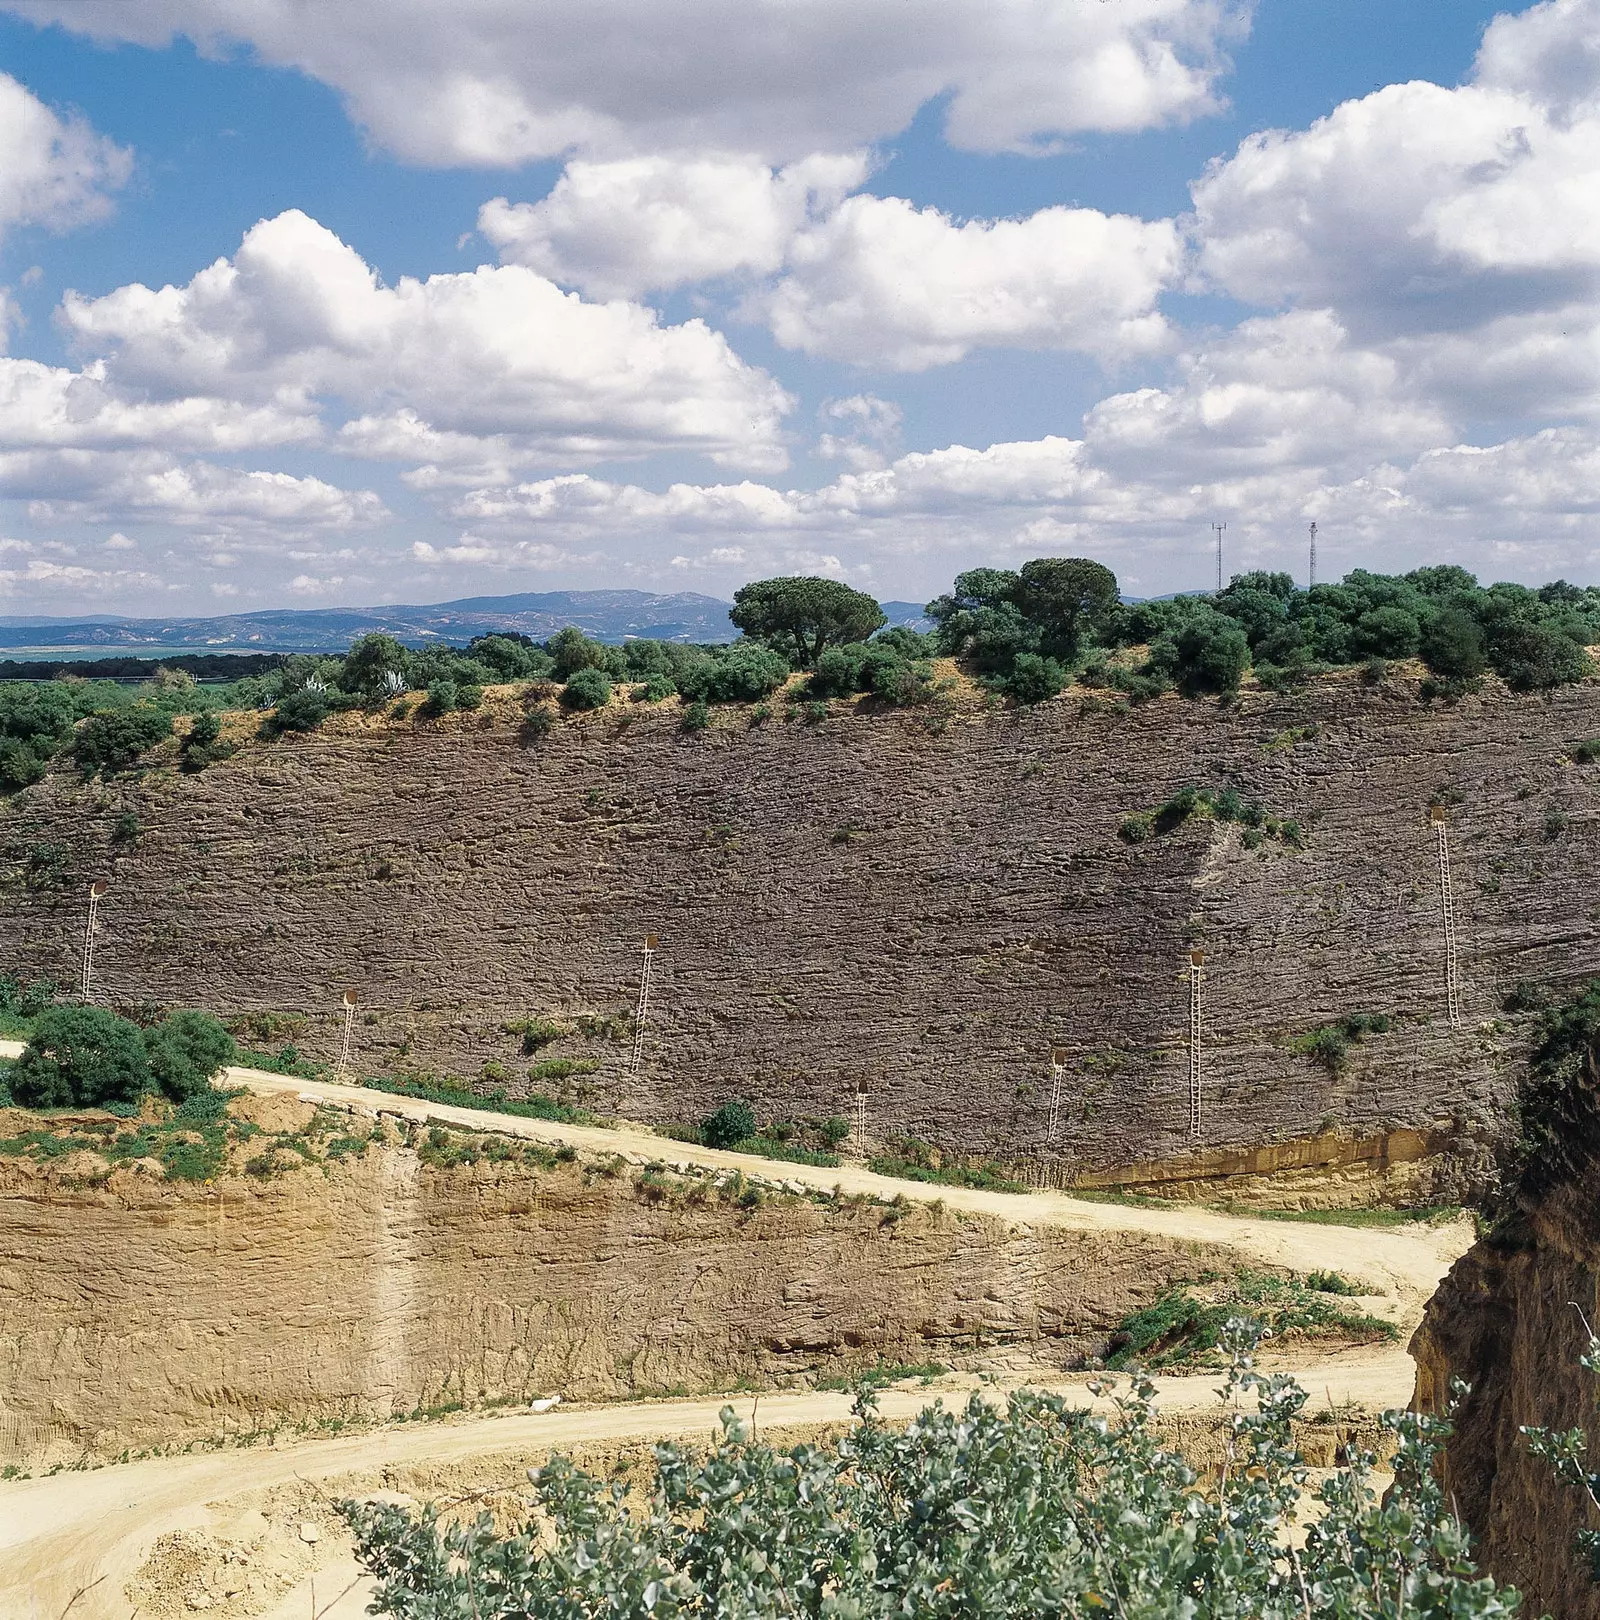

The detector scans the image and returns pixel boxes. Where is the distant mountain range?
[0,590,933,656]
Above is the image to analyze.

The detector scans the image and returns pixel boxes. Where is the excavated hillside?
[0,1104,1243,1471]
[4,671,1600,1182]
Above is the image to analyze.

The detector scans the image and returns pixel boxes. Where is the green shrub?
[1001,652,1067,705]
[1420,608,1487,679]
[820,1115,851,1149]
[700,643,790,703]
[682,699,711,732]
[457,684,483,711]
[265,687,331,735]
[143,1010,237,1102]
[561,668,613,710]
[422,679,458,716]
[341,1322,1505,1620]
[1290,1012,1390,1074]
[529,1057,599,1083]
[10,1005,153,1108]
[1573,739,1600,764]
[72,705,174,776]
[179,709,234,773]
[702,1098,757,1149]
[1489,619,1592,691]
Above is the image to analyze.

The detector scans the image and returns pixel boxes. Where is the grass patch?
[0,1087,252,1182]
[867,1154,1026,1193]
[1105,1270,1396,1371]
[359,1073,599,1127]
[1215,1203,1464,1228]
[1119,785,1302,850]
[815,1361,947,1393]
[1072,1190,1463,1228]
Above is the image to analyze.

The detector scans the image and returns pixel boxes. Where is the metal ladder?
[629,934,657,1075]
[1434,812,1462,1028]
[1188,951,1204,1135]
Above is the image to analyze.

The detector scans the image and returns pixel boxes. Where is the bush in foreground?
[9,1005,153,1108]
[144,1009,238,1101]
[10,1005,235,1109]
[701,1097,756,1148]
[342,1320,1519,1620]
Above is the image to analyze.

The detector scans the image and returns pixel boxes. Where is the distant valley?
[0,591,934,656]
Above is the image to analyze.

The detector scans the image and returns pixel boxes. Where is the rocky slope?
[4,670,1600,1181]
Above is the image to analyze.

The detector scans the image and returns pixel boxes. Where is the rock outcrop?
[0,1145,1231,1469]
[5,672,1600,1176]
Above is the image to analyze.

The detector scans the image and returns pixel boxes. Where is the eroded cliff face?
[4,672,1600,1174]
[1414,1061,1600,1620]
[0,1145,1229,1470]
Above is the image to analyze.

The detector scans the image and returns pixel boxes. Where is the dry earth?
[0,1061,1473,1620]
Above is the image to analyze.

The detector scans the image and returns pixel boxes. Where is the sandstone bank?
[0,1142,1233,1470]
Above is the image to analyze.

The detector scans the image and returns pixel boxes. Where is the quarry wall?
[0,1145,1226,1469]
[3,673,1600,1175]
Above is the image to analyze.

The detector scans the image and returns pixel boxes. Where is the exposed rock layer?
[0,1148,1227,1469]
[5,675,1600,1172]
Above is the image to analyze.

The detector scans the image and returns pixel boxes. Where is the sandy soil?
[0,1059,1472,1619]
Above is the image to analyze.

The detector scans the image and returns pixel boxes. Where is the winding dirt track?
[0,1064,1474,1619]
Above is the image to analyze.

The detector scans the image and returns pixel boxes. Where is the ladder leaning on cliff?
[1187,949,1204,1136]
[1430,807,1463,1029]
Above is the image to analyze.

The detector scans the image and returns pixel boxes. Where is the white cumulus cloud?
[60,209,793,473]
[1,0,1248,165]
[0,72,130,243]
[754,195,1181,369]
[480,153,868,299]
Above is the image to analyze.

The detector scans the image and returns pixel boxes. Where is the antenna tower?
[80,879,108,1002]
[1187,949,1205,1135]
[1212,523,1226,592]
[336,989,358,1080]
[629,934,657,1075]
[1308,521,1318,589]
[1431,808,1463,1028]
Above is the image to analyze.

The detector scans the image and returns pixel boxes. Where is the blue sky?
[0,0,1594,613]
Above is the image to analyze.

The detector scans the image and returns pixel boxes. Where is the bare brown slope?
[3,672,1599,1172]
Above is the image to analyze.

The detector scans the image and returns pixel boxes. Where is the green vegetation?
[1119,785,1302,849]
[730,575,886,665]
[1288,1012,1392,1074]
[179,710,234,772]
[1504,977,1600,1204]
[1105,1270,1396,1371]
[868,1135,1026,1192]
[561,667,613,710]
[357,1072,598,1127]
[701,1098,757,1149]
[815,1360,946,1392]
[7,1005,236,1109]
[934,556,1600,700]
[71,705,174,777]
[660,1105,846,1168]
[0,973,59,1038]
[342,1320,1519,1620]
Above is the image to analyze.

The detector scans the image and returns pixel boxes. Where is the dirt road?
[0,1349,1417,1620]
[0,1058,1472,1619]
[226,1066,1470,1318]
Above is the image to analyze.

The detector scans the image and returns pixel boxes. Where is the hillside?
[2,666,1596,1192]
